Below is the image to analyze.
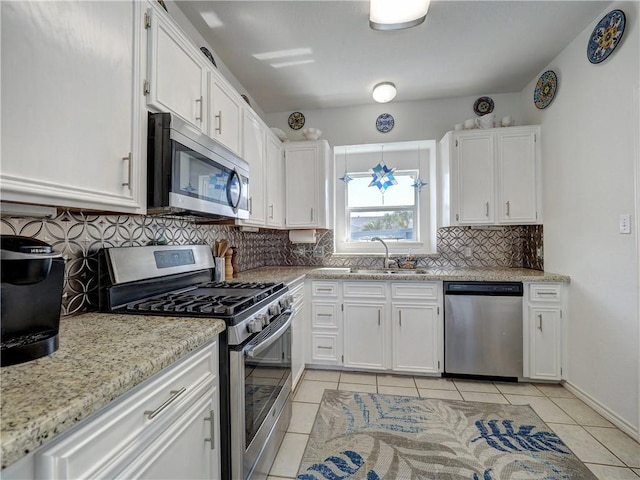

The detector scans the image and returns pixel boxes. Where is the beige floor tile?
[633,468,640,476]
[377,374,416,387]
[338,382,377,394]
[340,371,377,385]
[585,426,640,468]
[547,423,624,466]
[377,385,419,397]
[414,377,457,390]
[418,388,463,401]
[288,402,320,434]
[459,392,509,404]
[269,432,309,477]
[534,383,576,398]
[293,380,338,403]
[304,369,341,382]
[267,477,295,480]
[454,380,500,393]
[586,464,640,479]
[505,395,577,424]
[494,382,543,396]
[552,398,615,427]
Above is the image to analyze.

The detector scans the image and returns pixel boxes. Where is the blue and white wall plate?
[376,113,394,133]
[533,70,557,110]
[587,10,625,64]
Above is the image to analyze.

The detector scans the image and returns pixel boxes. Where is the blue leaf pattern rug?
[296,391,596,480]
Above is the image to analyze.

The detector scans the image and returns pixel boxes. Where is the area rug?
[296,391,596,480]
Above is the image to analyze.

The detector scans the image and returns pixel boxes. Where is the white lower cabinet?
[3,341,222,480]
[524,283,564,381]
[306,280,443,374]
[289,279,306,389]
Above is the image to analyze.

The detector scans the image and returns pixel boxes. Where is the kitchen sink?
[349,268,429,275]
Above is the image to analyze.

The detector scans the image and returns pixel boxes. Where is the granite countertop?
[233,266,569,283]
[1,313,225,469]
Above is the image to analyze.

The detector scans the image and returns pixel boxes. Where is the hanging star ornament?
[411,176,428,193]
[338,171,353,184]
[369,162,397,194]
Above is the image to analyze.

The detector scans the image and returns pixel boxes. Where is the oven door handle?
[246,312,292,358]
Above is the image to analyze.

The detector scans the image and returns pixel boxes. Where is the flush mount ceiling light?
[369,0,431,31]
[372,82,397,103]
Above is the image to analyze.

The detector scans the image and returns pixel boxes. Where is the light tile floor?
[267,370,640,480]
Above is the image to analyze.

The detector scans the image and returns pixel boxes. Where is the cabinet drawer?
[312,302,339,329]
[529,283,562,302]
[35,342,218,479]
[391,282,439,301]
[343,282,386,298]
[311,281,338,297]
[311,334,340,363]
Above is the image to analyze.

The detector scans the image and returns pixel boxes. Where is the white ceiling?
[175,1,610,114]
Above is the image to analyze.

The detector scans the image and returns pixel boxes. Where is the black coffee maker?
[1,235,65,366]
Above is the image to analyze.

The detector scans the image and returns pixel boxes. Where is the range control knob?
[279,296,291,309]
[268,304,281,316]
[248,318,263,333]
[257,313,269,326]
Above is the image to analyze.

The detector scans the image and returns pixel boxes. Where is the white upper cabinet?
[283,140,331,229]
[242,110,266,225]
[265,134,285,228]
[208,71,243,156]
[145,5,206,132]
[440,126,542,226]
[1,1,145,213]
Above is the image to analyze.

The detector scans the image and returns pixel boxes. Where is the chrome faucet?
[371,237,390,268]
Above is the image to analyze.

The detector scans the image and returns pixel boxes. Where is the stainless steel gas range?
[98,244,293,480]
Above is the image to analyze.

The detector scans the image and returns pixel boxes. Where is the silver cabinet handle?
[506,200,510,216]
[316,313,332,317]
[485,202,489,216]
[204,409,215,449]
[316,288,332,293]
[537,291,557,296]
[144,387,186,420]
[317,345,332,350]
[249,197,253,215]
[195,96,203,122]
[310,207,314,222]
[215,110,222,134]
[269,204,274,219]
[399,310,402,327]
[378,309,381,326]
[537,314,543,331]
[122,152,132,190]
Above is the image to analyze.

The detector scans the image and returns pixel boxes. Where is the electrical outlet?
[536,247,543,258]
[463,246,472,258]
[313,245,324,257]
[619,214,631,234]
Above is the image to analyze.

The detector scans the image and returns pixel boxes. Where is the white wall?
[265,92,524,146]
[520,1,639,435]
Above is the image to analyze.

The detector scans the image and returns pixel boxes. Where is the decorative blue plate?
[200,47,217,68]
[376,113,394,133]
[587,10,625,64]
[534,70,557,110]
[473,96,494,116]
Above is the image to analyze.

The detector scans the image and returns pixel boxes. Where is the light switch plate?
[619,214,631,234]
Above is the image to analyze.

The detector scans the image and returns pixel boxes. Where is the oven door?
[230,311,293,480]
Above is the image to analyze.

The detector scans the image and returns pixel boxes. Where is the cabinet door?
[147,7,206,131]
[392,304,439,374]
[265,135,284,228]
[291,300,306,389]
[455,133,494,224]
[208,73,242,155]
[343,303,386,370]
[529,307,562,380]
[497,130,538,224]
[1,1,144,213]
[242,111,266,225]
[284,144,319,228]
[117,387,219,480]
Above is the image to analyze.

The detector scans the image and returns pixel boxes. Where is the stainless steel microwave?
[147,112,250,220]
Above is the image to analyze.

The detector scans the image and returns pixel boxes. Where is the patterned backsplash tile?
[1,210,542,316]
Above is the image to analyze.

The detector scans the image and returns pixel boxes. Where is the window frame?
[333,140,437,256]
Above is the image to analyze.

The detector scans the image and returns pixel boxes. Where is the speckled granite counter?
[1,313,225,469]
[233,266,569,284]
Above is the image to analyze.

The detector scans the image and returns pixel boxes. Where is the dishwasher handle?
[444,282,523,296]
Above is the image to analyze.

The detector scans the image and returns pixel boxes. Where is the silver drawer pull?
[316,288,333,293]
[204,409,215,449]
[536,291,558,296]
[144,387,186,420]
[537,314,543,331]
[317,313,332,317]
[317,345,332,350]
[215,110,222,134]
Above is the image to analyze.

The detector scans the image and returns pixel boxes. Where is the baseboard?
[563,380,639,440]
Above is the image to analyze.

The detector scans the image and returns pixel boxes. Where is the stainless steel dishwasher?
[444,282,523,380]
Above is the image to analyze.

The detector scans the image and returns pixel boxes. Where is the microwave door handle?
[245,312,292,358]
[227,169,242,214]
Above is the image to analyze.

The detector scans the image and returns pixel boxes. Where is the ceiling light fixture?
[372,82,397,103]
[369,0,431,31]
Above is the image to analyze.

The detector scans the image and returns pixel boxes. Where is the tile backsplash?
[1,210,542,316]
